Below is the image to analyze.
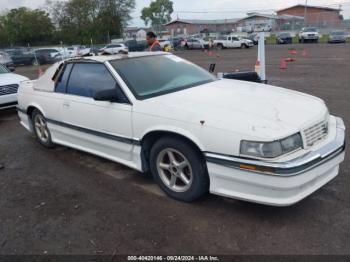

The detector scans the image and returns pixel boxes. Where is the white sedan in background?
[0,64,28,109]
[99,44,128,55]
[17,53,345,206]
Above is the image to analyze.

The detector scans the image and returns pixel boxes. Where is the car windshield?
[279,33,291,37]
[0,64,9,74]
[331,31,344,35]
[110,54,217,99]
[305,28,317,32]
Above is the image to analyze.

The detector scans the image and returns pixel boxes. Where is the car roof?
[65,52,167,63]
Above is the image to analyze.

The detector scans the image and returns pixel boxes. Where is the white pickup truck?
[214,35,254,49]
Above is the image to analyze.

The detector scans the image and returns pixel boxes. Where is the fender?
[140,124,206,151]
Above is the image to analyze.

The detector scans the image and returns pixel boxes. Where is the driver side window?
[66,63,117,98]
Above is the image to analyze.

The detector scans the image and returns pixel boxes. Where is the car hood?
[138,79,328,140]
[0,73,29,86]
[302,32,318,35]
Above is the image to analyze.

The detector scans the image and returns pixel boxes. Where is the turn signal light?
[239,164,275,174]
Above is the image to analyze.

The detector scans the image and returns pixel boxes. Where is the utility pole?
[304,0,308,27]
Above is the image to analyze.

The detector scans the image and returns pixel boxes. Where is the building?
[236,13,304,32]
[164,18,240,36]
[277,4,343,27]
[123,27,149,39]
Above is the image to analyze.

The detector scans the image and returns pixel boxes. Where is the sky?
[1,0,349,26]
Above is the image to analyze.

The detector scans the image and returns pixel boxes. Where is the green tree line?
[0,0,135,48]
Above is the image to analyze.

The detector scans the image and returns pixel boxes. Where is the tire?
[32,59,39,66]
[31,109,54,148]
[241,44,247,49]
[149,136,209,202]
[217,44,223,50]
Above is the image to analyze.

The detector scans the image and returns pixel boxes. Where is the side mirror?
[93,85,129,103]
[209,63,216,73]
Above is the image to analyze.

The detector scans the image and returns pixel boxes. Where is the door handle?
[62,101,70,108]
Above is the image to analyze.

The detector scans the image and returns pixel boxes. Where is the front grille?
[303,120,328,147]
[0,84,19,96]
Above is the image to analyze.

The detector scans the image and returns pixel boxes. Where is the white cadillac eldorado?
[17,52,346,206]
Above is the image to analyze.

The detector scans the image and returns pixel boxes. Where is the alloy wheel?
[156,148,193,193]
[34,114,49,143]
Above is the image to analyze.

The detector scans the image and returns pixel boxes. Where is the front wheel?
[32,109,54,148]
[32,59,39,66]
[149,137,209,202]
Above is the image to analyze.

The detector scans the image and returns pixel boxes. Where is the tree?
[45,0,135,44]
[0,7,54,47]
[141,0,173,34]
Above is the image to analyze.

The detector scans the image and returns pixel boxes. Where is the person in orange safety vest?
[146,31,162,52]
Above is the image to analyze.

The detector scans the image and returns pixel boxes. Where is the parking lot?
[1,43,350,256]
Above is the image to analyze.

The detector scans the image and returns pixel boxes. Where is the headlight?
[240,133,302,159]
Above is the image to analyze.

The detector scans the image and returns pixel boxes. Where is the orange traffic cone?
[280,58,287,70]
[38,67,44,77]
[302,49,308,57]
[255,60,260,74]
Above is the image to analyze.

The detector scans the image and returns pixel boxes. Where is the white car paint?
[299,28,319,42]
[100,44,128,55]
[16,53,346,206]
[64,46,91,58]
[0,67,29,109]
[214,35,253,49]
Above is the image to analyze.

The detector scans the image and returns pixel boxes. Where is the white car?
[299,27,319,43]
[65,46,91,57]
[17,53,345,206]
[0,64,28,109]
[99,44,128,55]
[158,40,172,49]
[214,35,254,49]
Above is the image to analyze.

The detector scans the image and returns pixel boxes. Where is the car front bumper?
[0,93,18,109]
[205,117,346,206]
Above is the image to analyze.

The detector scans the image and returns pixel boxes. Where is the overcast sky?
[1,0,349,26]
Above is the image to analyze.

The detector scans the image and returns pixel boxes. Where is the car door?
[115,44,122,53]
[60,62,134,162]
[232,37,240,48]
[226,37,232,48]
[194,40,202,49]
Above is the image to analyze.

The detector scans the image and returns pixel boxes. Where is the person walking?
[146,31,162,52]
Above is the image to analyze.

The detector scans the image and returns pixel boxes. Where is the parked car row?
[246,28,348,45]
